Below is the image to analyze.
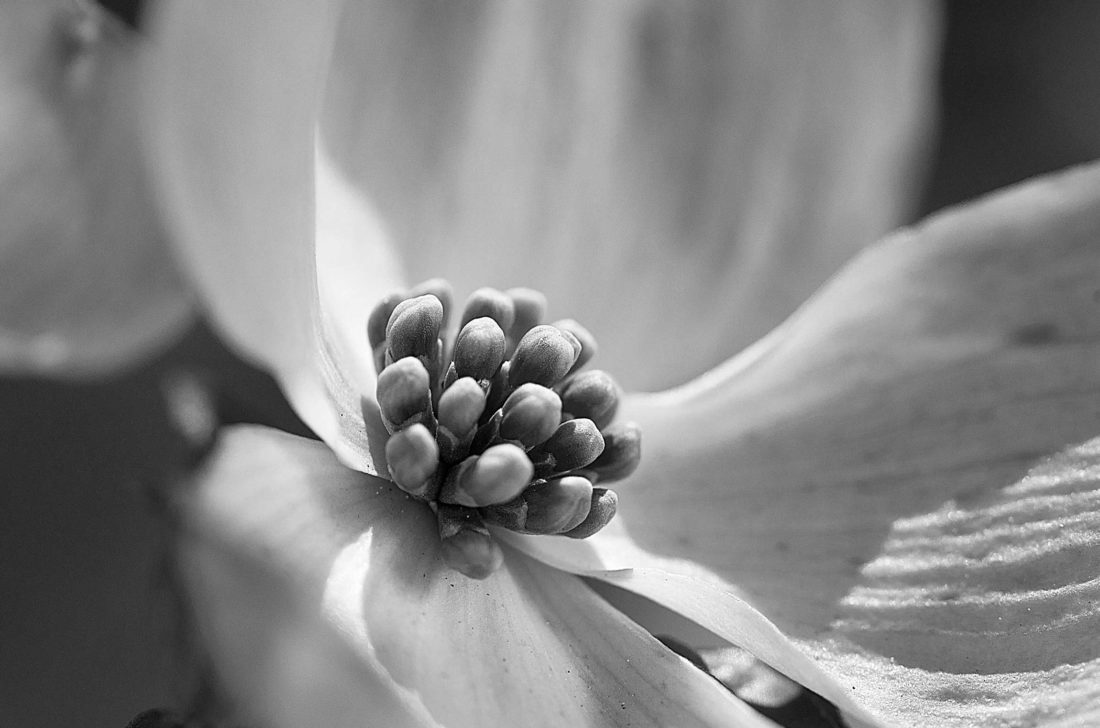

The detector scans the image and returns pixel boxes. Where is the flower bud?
[499,384,561,447]
[438,377,486,437]
[440,444,533,507]
[508,325,578,388]
[376,357,431,431]
[385,423,439,500]
[367,292,402,351]
[552,318,597,374]
[522,476,593,534]
[564,488,618,539]
[505,287,546,352]
[460,287,515,332]
[386,294,444,361]
[367,292,402,372]
[453,317,507,381]
[408,278,454,330]
[529,418,604,474]
[558,370,619,429]
[584,421,641,483]
[437,505,502,579]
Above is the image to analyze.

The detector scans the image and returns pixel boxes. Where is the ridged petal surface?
[615,164,1100,726]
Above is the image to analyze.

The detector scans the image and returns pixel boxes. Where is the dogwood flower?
[141,1,1100,727]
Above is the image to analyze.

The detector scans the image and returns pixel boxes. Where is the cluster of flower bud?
[368,280,641,579]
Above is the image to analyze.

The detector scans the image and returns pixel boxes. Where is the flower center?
[369,280,641,579]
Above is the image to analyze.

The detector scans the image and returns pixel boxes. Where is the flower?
[142,2,1100,727]
[0,2,191,377]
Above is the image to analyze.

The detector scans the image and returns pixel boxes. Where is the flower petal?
[502,521,886,727]
[623,162,1100,630]
[606,164,1100,724]
[799,437,1100,727]
[145,2,403,472]
[322,0,938,390]
[0,2,191,377]
[183,425,779,728]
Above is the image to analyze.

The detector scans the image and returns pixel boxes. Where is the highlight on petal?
[182,425,778,728]
[0,2,191,377]
[322,0,939,390]
[801,437,1100,727]
[144,2,404,472]
[615,164,1100,725]
[503,520,884,728]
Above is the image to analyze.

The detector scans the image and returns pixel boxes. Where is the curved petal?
[799,437,1100,727]
[503,521,886,727]
[183,425,778,728]
[144,2,403,472]
[610,165,1100,724]
[529,440,1100,726]
[0,2,191,377]
[322,0,938,390]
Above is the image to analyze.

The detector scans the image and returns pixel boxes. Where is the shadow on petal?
[623,163,1100,636]
[183,426,776,727]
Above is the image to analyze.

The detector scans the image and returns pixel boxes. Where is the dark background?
[4,2,1100,726]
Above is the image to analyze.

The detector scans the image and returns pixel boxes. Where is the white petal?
[184,426,778,728]
[623,162,1100,630]
[0,2,191,376]
[322,0,938,390]
[144,1,403,473]
[503,520,886,727]
[611,164,1100,725]
[799,437,1100,726]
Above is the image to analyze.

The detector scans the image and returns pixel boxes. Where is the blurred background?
[3,1,1100,725]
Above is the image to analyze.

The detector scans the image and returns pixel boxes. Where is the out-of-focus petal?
[145,2,403,473]
[322,0,938,391]
[0,2,191,377]
[184,425,779,728]
[614,165,1100,725]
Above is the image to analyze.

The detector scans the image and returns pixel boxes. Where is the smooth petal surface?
[323,0,938,390]
[145,2,402,472]
[503,521,885,727]
[615,165,1100,725]
[184,426,777,728]
[0,2,191,376]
